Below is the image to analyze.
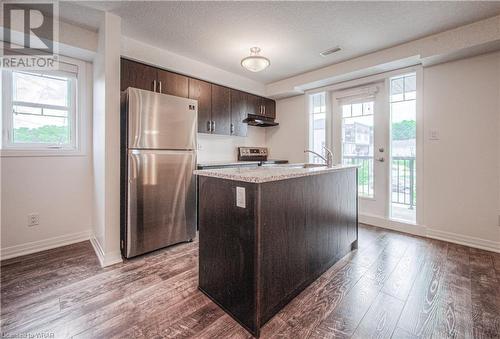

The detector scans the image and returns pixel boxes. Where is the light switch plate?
[236,187,246,208]
[429,129,440,140]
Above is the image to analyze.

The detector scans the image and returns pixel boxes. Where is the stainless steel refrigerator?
[121,87,197,258]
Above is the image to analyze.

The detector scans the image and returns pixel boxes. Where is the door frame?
[306,65,424,230]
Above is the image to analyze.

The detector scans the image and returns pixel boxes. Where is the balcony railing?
[343,155,416,208]
[392,156,416,209]
[343,155,373,197]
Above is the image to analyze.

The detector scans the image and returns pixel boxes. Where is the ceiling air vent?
[320,46,341,57]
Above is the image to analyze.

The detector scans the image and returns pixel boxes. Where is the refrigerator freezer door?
[126,149,196,258]
[127,87,197,150]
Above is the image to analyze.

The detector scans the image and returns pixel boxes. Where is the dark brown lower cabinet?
[198,168,358,336]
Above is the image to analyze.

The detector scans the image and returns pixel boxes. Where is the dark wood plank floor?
[2,224,499,338]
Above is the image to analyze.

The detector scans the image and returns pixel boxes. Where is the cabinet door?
[263,98,276,119]
[189,78,212,133]
[120,58,157,92]
[246,93,261,116]
[211,84,231,135]
[157,69,189,98]
[230,89,248,137]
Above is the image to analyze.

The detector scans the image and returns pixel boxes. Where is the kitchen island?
[195,164,358,336]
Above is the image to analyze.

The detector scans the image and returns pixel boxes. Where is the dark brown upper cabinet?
[246,93,261,116]
[230,89,248,137]
[211,84,231,135]
[263,98,276,119]
[189,78,212,133]
[121,58,157,92]
[121,58,188,98]
[157,69,189,98]
[120,58,276,136]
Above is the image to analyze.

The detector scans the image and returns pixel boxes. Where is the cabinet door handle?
[212,120,215,132]
[230,123,234,135]
[263,106,266,115]
[158,81,162,93]
[207,121,211,132]
[153,80,157,92]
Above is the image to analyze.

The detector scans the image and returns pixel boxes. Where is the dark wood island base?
[198,167,358,337]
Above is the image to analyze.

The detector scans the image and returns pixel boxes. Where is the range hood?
[242,114,279,127]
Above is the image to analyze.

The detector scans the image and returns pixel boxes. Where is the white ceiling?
[62,1,500,84]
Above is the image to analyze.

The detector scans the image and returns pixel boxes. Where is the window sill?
[0,148,86,158]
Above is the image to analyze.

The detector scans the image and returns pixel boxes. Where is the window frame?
[308,92,327,164]
[1,55,86,157]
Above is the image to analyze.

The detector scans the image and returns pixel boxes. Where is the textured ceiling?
[64,1,500,84]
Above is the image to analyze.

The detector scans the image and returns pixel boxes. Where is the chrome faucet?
[304,146,334,167]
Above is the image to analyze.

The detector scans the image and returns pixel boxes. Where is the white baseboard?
[89,234,123,267]
[359,213,427,237]
[0,230,91,260]
[360,213,500,254]
[426,228,500,253]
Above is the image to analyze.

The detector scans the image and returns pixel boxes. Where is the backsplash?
[196,127,266,163]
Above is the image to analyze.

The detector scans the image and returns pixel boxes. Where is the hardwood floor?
[1,224,499,338]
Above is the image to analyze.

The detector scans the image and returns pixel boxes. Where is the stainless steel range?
[237,146,269,162]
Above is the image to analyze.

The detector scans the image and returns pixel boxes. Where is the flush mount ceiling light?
[241,47,270,72]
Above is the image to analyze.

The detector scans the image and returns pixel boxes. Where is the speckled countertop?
[194,164,358,183]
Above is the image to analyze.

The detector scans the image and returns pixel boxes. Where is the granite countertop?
[194,164,358,183]
[197,161,261,167]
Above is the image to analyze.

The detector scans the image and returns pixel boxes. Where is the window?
[1,58,83,155]
[390,73,416,223]
[308,92,326,163]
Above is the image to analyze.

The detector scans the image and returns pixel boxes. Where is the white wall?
[91,12,122,267]
[267,52,500,251]
[266,95,307,163]
[197,129,266,164]
[1,63,94,259]
[266,15,500,98]
[423,52,500,245]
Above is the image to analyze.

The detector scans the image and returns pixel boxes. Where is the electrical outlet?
[236,187,246,208]
[28,213,39,227]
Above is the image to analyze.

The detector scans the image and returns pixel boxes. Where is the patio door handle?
[376,157,385,162]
